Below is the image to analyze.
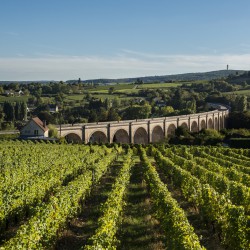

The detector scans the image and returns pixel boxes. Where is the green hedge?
[229,138,250,148]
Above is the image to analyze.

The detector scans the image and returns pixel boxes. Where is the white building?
[49,104,59,113]
[20,117,49,138]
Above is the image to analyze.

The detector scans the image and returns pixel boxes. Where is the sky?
[1,0,250,81]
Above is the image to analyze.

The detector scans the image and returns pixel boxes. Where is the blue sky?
[1,0,250,80]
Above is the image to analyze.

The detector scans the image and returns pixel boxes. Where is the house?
[49,104,59,113]
[4,90,14,96]
[16,90,24,96]
[156,100,167,108]
[20,117,49,138]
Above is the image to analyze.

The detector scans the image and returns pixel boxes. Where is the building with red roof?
[20,117,49,138]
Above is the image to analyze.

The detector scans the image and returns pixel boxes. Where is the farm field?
[0,80,210,107]
[0,95,29,103]
[223,89,250,96]
[0,141,249,249]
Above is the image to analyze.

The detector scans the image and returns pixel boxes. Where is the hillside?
[67,70,246,84]
[0,70,246,85]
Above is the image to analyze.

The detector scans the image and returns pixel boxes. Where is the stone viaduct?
[56,104,229,144]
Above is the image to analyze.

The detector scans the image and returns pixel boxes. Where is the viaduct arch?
[57,104,229,144]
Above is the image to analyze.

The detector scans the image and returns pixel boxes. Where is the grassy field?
[65,93,137,103]
[223,89,250,96]
[137,82,184,89]
[0,95,29,103]
[87,83,135,91]
[91,93,137,100]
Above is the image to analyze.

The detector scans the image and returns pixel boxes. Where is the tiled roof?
[31,117,49,132]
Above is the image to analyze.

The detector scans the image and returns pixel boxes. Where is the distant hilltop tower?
[227,64,229,70]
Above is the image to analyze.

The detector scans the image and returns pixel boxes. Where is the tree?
[48,124,59,138]
[161,106,174,116]
[236,95,247,111]
[55,92,64,103]
[34,88,42,98]
[108,87,115,94]
[135,78,143,85]
[172,88,184,109]
[23,89,30,96]
[104,98,111,109]
[122,104,151,120]
[15,102,22,120]
[3,102,15,122]
[85,92,92,101]
[89,110,98,122]
[98,107,108,121]
[112,97,120,108]
[186,98,196,113]
[227,111,250,129]
[175,126,190,137]
[37,111,55,124]
[20,102,27,121]
[15,102,27,121]
[107,108,120,121]
[0,106,5,125]
[8,82,19,91]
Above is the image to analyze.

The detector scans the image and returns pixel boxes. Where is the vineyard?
[0,141,249,249]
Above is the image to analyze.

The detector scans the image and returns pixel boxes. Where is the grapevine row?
[202,147,250,167]
[163,147,250,211]
[85,149,133,249]
[173,146,250,187]
[140,147,205,250]
[0,147,118,249]
[190,147,250,175]
[151,148,249,250]
[0,145,109,233]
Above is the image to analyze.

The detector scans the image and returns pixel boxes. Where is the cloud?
[0,52,250,81]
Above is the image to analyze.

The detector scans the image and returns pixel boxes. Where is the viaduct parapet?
[56,103,229,144]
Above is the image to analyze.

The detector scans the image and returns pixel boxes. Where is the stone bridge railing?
[56,103,229,144]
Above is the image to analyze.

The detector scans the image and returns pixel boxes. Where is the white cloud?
[0,52,250,81]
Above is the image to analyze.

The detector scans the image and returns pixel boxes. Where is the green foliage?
[3,102,15,122]
[152,146,249,249]
[48,124,59,138]
[161,105,174,116]
[228,111,250,129]
[235,95,247,111]
[0,142,249,249]
[122,104,151,120]
[139,147,205,250]
[0,143,117,249]
[85,151,133,249]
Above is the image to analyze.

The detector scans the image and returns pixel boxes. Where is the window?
[34,130,39,136]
